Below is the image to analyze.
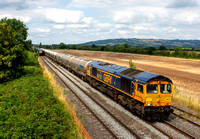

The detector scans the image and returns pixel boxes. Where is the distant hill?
[80,38,200,48]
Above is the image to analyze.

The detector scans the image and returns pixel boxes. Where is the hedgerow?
[0,52,78,138]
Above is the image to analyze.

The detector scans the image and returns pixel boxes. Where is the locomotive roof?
[88,60,128,74]
[88,60,172,84]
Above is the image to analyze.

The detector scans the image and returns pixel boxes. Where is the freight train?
[41,48,174,120]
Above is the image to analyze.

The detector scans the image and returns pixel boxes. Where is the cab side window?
[137,84,143,93]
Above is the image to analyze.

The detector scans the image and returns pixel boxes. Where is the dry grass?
[39,58,91,139]
[173,86,200,116]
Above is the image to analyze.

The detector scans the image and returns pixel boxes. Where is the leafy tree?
[100,46,106,51]
[173,47,181,56]
[124,43,129,49]
[70,44,76,49]
[0,18,30,50]
[159,45,167,50]
[39,42,42,48]
[77,45,90,50]
[0,23,27,82]
[91,44,97,49]
[115,45,125,52]
[59,42,66,49]
[24,40,33,51]
[147,47,156,55]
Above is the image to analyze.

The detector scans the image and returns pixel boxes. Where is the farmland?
[56,49,200,111]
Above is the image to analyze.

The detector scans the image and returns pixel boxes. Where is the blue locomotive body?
[88,60,135,96]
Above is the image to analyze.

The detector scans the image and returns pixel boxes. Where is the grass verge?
[38,58,91,139]
[173,86,200,116]
[0,52,79,138]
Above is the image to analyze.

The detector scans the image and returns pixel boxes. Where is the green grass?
[0,52,78,138]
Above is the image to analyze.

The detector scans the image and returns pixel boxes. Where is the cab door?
[131,81,135,96]
[134,83,145,103]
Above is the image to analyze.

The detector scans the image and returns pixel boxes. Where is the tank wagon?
[42,48,174,120]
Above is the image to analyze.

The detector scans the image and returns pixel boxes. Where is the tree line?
[38,43,200,59]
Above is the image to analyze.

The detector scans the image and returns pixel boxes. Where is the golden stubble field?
[56,49,200,109]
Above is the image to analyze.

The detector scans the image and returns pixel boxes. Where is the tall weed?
[173,86,200,115]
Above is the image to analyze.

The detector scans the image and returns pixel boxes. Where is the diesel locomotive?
[41,48,174,120]
[34,47,44,56]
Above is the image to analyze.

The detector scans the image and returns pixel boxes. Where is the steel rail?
[171,113,200,128]
[41,57,118,139]
[171,106,200,120]
[44,56,141,139]
[163,120,195,139]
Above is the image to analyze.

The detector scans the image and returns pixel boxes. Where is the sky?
[1,0,200,44]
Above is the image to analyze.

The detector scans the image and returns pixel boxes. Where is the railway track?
[172,105,200,120]
[170,105,200,129]
[162,120,195,139]
[40,56,199,138]
[171,112,200,128]
[111,96,198,139]
[41,56,140,138]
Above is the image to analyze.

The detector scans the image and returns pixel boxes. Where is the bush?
[129,59,136,69]
[0,23,27,82]
[0,52,78,138]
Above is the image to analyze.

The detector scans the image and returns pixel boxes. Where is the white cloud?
[115,24,128,29]
[113,11,135,24]
[68,0,169,8]
[67,0,117,8]
[0,14,31,23]
[39,8,84,24]
[1,0,200,44]
[66,24,89,29]
[31,28,50,33]
[113,7,168,25]
[118,30,129,35]
[52,24,65,29]
[133,25,148,33]
[172,12,200,25]
[97,23,112,28]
